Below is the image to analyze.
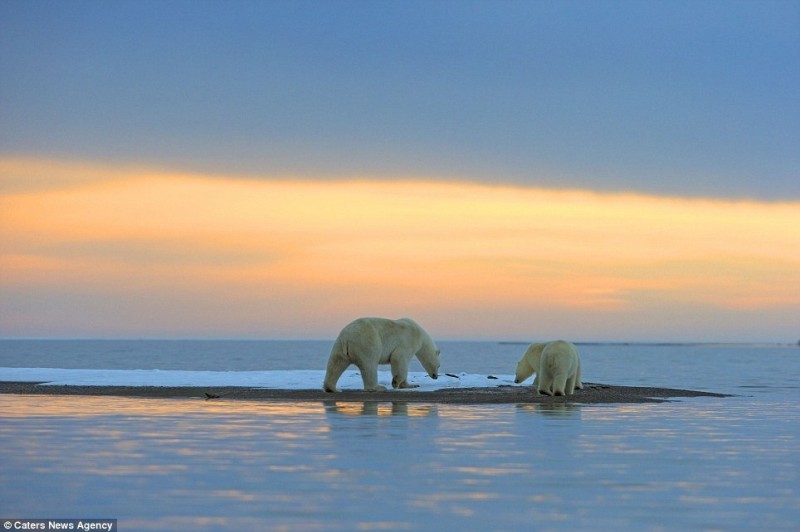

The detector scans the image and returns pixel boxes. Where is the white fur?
[515,340,582,396]
[323,317,440,392]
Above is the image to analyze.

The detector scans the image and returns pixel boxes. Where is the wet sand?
[0,381,730,404]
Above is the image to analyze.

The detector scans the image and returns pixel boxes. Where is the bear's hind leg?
[323,352,351,393]
[537,377,553,396]
[565,375,576,395]
[552,373,568,396]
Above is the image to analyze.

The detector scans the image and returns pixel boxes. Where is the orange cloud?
[1,158,798,338]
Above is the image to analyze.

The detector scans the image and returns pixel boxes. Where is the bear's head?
[417,346,440,380]
[514,357,534,383]
[514,342,545,383]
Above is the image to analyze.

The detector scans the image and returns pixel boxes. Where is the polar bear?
[323,317,441,392]
[515,340,582,396]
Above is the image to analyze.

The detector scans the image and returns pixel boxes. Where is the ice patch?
[0,367,519,391]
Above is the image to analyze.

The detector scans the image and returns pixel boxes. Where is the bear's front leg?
[392,377,419,389]
[390,353,418,389]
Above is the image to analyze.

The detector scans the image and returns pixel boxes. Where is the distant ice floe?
[0,368,520,391]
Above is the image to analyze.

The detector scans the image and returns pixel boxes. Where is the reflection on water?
[516,401,582,417]
[0,395,797,531]
[1,394,328,418]
[323,400,437,417]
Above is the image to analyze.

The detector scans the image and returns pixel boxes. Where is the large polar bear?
[323,317,441,392]
[515,340,582,396]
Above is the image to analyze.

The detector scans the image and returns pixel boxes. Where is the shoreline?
[0,381,730,404]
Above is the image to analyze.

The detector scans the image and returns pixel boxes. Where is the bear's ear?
[436,349,441,356]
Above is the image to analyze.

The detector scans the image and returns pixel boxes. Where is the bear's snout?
[430,372,438,380]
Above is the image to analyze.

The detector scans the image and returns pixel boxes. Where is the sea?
[0,340,798,531]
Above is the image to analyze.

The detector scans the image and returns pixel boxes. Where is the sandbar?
[0,381,729,404]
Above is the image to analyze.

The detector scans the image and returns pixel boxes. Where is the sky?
[1,0,798,342]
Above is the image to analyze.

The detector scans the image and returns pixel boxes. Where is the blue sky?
[2,0,798,199]
[1,1,799,341]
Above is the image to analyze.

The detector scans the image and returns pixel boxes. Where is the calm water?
[1,341,798,531]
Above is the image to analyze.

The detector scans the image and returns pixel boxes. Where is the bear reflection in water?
[323,401,437,417]
[516,402,582,418]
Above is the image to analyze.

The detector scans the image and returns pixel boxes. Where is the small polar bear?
[515,340,582,396]
[323,317,440,392]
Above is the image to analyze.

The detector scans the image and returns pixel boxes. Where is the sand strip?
[0,381,730,404]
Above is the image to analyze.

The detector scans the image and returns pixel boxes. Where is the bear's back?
[541,340,578,371]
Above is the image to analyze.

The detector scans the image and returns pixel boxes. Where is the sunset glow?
[1,158,798,340]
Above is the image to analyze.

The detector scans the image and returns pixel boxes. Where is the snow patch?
[0,367,520,391]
